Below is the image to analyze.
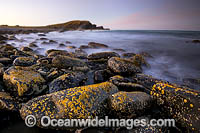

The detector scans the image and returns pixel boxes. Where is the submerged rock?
[130,54,150,68]
[49,72,87,93]
[88,42,108,48]
[0,92,19,111]
[87,52,120,60]
[52,55,86,69]
[20,82,118,128]
[3,67,47,97]
[28,42,38,48]
[13,57,36,66]
[108,91,152,118]
[134,74,200,132]
[108,57,142,75]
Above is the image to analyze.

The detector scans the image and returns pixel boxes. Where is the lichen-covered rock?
[88,42,108,48]
[13,57,36,66]
[20,82,118,129]
[52,55,86,69]
[108,91,152,118]
[109,75,146,92]
[130,54,150,68]
[122,52,136,58]
[66,46,76,49]
[0,92,19,111]
[108,57,142,75]
[134,74,200,132]
[0,44,16,52]
[74,49,88,59]
[49,72,87,93]
[3,67,47,97]
[87,52,120,60]
[37,57,52,67]
[47,50,70,57]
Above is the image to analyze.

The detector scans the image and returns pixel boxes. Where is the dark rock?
[0,35,8,41]
[28,42,38,47]
[0,92,19,111]
[88,42,108,48]
[38,33,46,36]
[49,72,87,93]
[37,57,52,67]
[3,66,47,97]
[129,54,150,68]
[20,82,118,129]
[94,69,114,83]
[192,40,200,43]
[134,74,200,132]
[66,41,72,44]
[109,75,146,92]
[13,57,36,66]
[46,69,65,81]
[113,48,126,52]
[0,44,16,52]
[20,46,33,52]
[49,40,57,43]
[122,53,136,58]
[108,91,152,118]
[0,57,12,64]
[88,52,120,60]
[79,45,91,49]
[52,55,86,69]
[74,49,88,59]
[40,37,48,40]
[46,50,69,57]
[108,57,142,75]
[58,43,66,47]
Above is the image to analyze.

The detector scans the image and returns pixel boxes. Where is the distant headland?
[0,20,110,34]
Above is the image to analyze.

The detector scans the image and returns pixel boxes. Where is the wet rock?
[74,49,88,59]
[122,53,136,58]
[28,42,38,47]
[46,69,65,81]
[140,52,153,58]
[20,82,118,128]
[66,46,76,49]
[49,40,57,44]
[79,45,91,49]
[134,74,200,132]
[108,91,152,118]
[109,75,146,92]
[94,69,114,83]
[3,67,47,97]
[0,35,8,41]
[38,33,46,37]
[88,42,108,48]
[130,54,150,68]
[66,41,72,44]
[0,44,16,52]
[13,57,36,67]
[0,92,19,111]
[113,48,126,52]
[52,55,86,69]
[20,46,33,52]
[192,40,200,43]
[58,43,66,47]
[40,37,48,40]
[49,72,87,93]
[88,52,120,60]
[47,50,69,57]
[108,57,142,75]
[37,57,52,67]
[0,57,12,64]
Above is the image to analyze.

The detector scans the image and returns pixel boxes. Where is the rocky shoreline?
[0,32,199,133]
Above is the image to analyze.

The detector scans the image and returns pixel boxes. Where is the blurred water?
[7,30,200,88]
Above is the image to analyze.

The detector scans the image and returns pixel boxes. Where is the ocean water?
[7,30,200,89]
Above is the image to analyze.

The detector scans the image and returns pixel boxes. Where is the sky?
[0,0,200,30]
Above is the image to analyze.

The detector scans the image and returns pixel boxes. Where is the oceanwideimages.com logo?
[25,115,175,129]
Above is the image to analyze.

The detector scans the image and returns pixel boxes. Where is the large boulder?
[134,74,200,132]
[87,52,120,60]
[52,55,86,69]
[0,92,19,111]
[49,72,87,93]
[20,82,118,129]
[3,67,47,97]
[108,57,142,75]
[13,57,36,67]
[108,91,152,118]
